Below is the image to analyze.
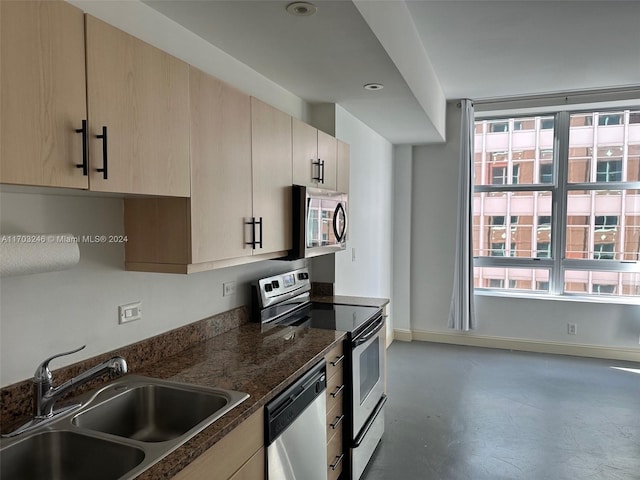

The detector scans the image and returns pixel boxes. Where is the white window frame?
[474,108,640,299]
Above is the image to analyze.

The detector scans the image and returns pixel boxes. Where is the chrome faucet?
[1,345,127,438]
[33,345,127,419]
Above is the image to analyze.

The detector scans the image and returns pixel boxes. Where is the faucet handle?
[34,345,86,383]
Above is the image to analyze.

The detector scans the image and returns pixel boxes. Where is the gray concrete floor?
[362,341,640,480]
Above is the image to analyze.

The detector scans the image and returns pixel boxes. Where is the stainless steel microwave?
[290,185,348,259]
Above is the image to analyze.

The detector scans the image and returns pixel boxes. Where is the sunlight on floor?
[611,366,640,375]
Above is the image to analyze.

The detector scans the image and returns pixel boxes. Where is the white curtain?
[448,99,476,331]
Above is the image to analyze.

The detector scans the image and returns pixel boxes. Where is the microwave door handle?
[353,315,384,347]
[333,203,347,242]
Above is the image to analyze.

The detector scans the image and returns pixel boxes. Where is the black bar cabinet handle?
[330,384,344,398]
[75,120,88,176]
[320,159,325,184]
[96,126,108,179]
[257,217,263,249]
[312,159,322,182]
[330,454,344,471]
[330,414,344,429]
[245,217,257,248]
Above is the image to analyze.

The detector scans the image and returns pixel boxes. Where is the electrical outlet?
[223,281,237,297]
[567,323,577,335]
[119,301,142,324]
[352,247,356,262]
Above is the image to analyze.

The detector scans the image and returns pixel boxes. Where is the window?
[596,160,622,182]
[592,284,616,295]
[595,216,618,231]
[539,163,553,183]
[594,243,615,260]
[473,109,640,299]
[536,242,551,258]
[598,114,622,126]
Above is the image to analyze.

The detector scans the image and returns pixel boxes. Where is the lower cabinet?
[172,409,264,480]
[325,342,346,480]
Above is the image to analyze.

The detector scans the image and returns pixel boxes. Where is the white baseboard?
[393,328,640,362]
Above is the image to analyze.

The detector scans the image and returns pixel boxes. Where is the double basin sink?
[0,375,249,480]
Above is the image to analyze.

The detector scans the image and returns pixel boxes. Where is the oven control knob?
[271,280,280,289]
[297,272,309,280]
[265,284,273,293]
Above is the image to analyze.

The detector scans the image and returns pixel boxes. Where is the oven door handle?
[353,315,384,347]
[353,394,387,448]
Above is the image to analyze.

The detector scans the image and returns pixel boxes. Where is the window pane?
[564,270,640,297]
[474,116,554,186]
[565,190,640,261]
[475,267,550,292]
[473,191,552,258]
[569,111,640,183]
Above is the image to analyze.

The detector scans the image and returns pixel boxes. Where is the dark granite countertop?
[134,322,344,479]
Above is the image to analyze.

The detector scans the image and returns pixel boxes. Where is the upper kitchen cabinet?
[0,1,88,188]
[251,98,293,255]
[124,75,291,273]
[85,16,190,196]
[188,67,253,264]
[292,118,337,191]
[337,140,350,194]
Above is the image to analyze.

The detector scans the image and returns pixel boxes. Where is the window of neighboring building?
[596,160,623,182]
[594,243,615,260]
[539,163,553,183]
[598,114,622,126]
[592,284,616,294]
[490,122,509,133]
[540,117,555,130]
[595,216,619,231]
[473,109,640,299]
[536,242,551,258]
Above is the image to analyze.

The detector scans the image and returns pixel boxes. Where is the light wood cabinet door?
[173,409,264,480]
[189,67,253,264]
[337,140,350,194]
[317,130,337,191]
[292,118,319,187]
[250,97,292,255]
[85,15,190,196]
[0,0,88,188]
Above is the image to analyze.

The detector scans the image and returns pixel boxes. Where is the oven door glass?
[352,320,385,436]
[359,337,380,404]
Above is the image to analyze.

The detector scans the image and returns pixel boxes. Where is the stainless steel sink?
[73,381,237,442]
[0,375,249,480]
[0,430,145,480]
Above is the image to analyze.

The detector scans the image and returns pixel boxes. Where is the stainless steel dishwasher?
[265,360,328,480]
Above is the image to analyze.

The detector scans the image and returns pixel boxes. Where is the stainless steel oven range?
[253,267,387,480]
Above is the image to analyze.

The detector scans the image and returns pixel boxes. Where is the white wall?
[406,102,640,353]
[333,106,394,332]
[0,191,305,386]
[392,145,412,333]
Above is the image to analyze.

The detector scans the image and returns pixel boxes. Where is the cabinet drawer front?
[173,409,264,480]
[327,423,344,480]
[325,342,344,380]
[229,447,265,480]
[326,401,344,444]
[326,369,344,414]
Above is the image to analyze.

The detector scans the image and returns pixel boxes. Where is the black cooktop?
[273,302,381,337]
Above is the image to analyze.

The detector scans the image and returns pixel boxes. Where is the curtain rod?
[466,85,640,110]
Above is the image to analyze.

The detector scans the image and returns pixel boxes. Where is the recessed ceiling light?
[286,2,317,16]
[364,83,384,91]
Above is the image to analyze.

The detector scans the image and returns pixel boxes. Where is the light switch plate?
[119,301,142,324]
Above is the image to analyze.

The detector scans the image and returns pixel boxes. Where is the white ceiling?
[144,0,640,145]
